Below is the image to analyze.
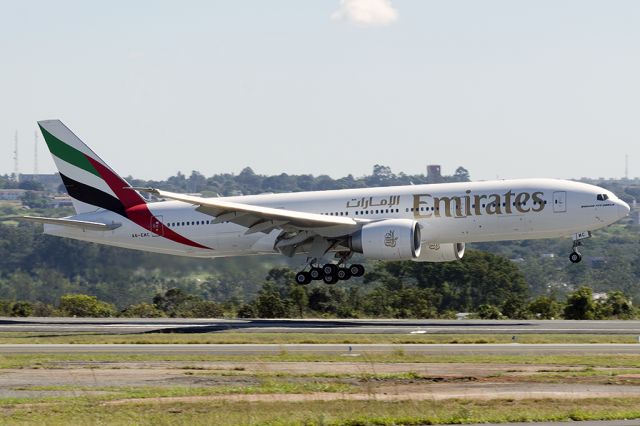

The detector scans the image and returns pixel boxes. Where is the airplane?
[12,120,630,285]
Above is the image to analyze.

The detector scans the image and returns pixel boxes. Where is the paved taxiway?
[2,317,640,335]
[1,343,639,355]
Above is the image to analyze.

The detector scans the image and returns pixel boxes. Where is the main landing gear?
[295,262,365,285]
[569,231,591,264]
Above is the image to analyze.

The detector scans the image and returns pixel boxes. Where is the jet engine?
[350,219,421,260]
[412,242,465,262]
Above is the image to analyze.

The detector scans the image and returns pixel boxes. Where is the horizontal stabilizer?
[4,216,121,231]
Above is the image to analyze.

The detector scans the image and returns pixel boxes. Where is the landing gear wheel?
[323,274,339,285]
[309,267,323,280]
[295,271,312,285]
[337,267,351,281]
[322,264,338,276]
[349,264,365,277]
[569,252,582,264]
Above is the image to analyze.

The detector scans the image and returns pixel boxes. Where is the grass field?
[4,395,640,425]
[2,334,640,424]
[3,352,640,368]
[0,331,639,345]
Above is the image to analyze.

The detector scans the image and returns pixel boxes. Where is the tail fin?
[38,120,146,216]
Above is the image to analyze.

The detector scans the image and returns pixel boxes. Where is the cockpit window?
[597,194,609,201]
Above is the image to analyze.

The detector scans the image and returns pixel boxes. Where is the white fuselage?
[44,178,630,258]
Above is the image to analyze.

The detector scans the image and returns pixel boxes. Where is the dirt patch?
[3,361,638,403]
[101,383,640,406]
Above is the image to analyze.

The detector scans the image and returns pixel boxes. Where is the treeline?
[126,165,471,197]
[2,165,640,315]
[0,248,636,320]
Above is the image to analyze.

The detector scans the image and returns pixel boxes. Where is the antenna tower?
[625,154,629,180]
[13,131,19,182]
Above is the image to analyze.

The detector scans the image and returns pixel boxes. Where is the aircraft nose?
[618,199,631,218]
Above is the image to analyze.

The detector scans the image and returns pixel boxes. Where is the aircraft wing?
[129,187,362,238]
[4,216,122,231]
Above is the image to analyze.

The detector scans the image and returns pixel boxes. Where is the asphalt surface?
[1,343,640,355]
[2,317,640,335]
[462,422,639,426]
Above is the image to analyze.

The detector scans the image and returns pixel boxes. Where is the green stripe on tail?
[38,125,100,178]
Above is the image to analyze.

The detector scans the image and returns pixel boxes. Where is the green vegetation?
[3,395,640,425]
[0,332,639,345]
[1,170,640,320]
[0,268,636,320]
[3,352,640,369]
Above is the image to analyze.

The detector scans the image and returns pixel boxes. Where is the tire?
[295,271,312,285]
[323,274,339,285]
[350,264,365,277]
[569,252,582,264]
[337,267,351,280]
[309,267,323,280]
[322,264,338,276]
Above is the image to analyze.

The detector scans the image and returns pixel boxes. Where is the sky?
[2,0,640,182]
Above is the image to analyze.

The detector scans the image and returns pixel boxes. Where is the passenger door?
[553,191,566,213]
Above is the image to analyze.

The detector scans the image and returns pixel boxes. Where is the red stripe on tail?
[86,156,211,250]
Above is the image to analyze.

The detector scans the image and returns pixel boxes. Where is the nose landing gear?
[569,231,591,264]
[569,250,582,264]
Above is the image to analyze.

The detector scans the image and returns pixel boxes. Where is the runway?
[2,317,640,335]
[1,343,639,355]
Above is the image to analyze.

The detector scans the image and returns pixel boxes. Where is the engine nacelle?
[350,219,421,260]
[412,242,465,262]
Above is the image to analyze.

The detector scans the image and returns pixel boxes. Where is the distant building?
[426,165,442,183]
[592,292,608,301]
[48,196,74,208]
[0,189,28,201]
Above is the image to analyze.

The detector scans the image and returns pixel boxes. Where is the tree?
[121,303,166,318]
[254,283,288,318]
[237,303,256,318]
[288,284,308,318]
[20,191,48,209]
[11,301,33,317]
[365,249,529,314]
[153,288,192,317]
[563,286,598,320]
[527,295,562,319]
[452,167,471,182]
[501,294,528,319]
[476,304,503,319]
[186,300,224,318]
[603,290,635,319]
[59,294,117,317]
